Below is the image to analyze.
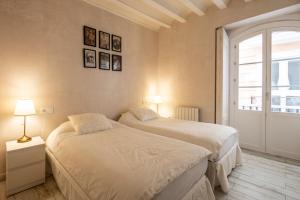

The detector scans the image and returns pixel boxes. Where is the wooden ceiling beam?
[211,0,229,9]
[112,0,171,28]
[143,0,186,23]
[83,0,171,30]
[179,0,205,16]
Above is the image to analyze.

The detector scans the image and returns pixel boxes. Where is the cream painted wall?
[0,0,158,177]
[157,0,300,122]
[0,0,299,179]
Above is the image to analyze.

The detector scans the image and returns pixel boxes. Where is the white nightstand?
[6,136,45,196]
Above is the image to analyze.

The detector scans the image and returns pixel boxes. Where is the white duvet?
[47,121,211,200]
[119,113,239,161]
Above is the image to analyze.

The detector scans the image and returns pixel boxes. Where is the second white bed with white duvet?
[119,110,243,193]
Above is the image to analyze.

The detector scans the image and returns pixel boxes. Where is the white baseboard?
[240,143,265,153]
[0,172,5,181]
[267,148,300,161]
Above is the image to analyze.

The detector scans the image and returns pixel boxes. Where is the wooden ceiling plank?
[143,0,186,23]
[178,0,205,16]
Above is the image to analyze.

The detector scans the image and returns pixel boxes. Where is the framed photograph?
[99,52,110,70]
[112,55,122,71]
[83,26,96,47]
[99,31,110,50]
[83,49,96,68]
[112,34,121,52]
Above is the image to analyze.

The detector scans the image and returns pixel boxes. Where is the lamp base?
[17,135,32,143]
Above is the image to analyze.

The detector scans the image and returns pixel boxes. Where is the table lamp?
[148,95,163,113]
[14,99,36,143]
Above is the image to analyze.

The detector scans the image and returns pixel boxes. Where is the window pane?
[238,34,263,111]
[272,31,300,61]
[288,60,300,90]
[239,63,262,87]
[272,62,279,89]
[238,88,262,111]
[239,34,262,64]
[271,31,300,113]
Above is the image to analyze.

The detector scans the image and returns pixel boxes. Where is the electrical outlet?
[39,106,54,114]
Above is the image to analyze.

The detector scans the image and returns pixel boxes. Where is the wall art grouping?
[83,26,122,71]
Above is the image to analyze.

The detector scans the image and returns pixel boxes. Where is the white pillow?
[129,107,158,121]
[46,121,75,150]
[55,121,75,133]
[68,113,113,134]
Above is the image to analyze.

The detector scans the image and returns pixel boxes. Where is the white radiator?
[175,106,200,121]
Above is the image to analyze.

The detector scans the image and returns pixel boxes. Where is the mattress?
[154,158,208,200]
[119,112,238,161]
[46,121,211,200]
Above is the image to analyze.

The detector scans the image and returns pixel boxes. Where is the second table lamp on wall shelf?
[14,99,36,143]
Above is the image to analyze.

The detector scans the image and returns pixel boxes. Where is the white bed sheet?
[46,121,213,200]
[119,112,238,161]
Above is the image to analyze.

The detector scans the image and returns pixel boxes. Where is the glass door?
[232,32,266,152]
[266,29,300,159]
[231,23,300,160]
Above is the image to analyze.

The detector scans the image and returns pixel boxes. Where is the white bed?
[119,112,243,193]
[46,120,215,200]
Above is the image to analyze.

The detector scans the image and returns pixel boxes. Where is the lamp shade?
[147,95,163,104]
[14,99,36,116]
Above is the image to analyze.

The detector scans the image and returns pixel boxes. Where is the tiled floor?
[1,150,300,200]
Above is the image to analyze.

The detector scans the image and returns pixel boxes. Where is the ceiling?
[83,0,252,31]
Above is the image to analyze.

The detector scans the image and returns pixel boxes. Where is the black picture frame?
[112,34,122,52]
[99,52,110,70]
[83,48,96,68]
[83,26,96,47]
[99,31,110,50]
[112,55,122,71]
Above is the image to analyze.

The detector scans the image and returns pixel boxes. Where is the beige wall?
[0,0,158,177]
[157,0,300,122]
[0,0,299,179]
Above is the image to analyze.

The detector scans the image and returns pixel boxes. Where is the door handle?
[266,92,270,99]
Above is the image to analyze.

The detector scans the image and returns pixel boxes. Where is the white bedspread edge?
[206,143,242,193]
[46,148,90,200]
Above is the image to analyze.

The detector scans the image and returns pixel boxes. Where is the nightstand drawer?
[7,146,45,170]
[6,161,45,195]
